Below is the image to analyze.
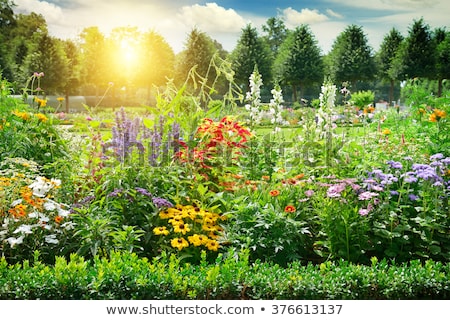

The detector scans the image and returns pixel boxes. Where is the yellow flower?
[35,98,47,107]
[36,113,48,122]
[173,222,190,235]
[206,239,219,251]
[153,226,170,236]
[171,237,189,250]
[188,234,208,246]
[382,128,391,135]
[57,97,65,102]
[12,110,30,120]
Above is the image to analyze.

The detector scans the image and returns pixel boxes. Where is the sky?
[12,0,450,54]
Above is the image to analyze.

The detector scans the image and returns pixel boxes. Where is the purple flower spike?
[152,197,173,208]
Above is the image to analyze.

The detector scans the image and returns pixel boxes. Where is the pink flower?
[305,189,315,197]
[358,208,370,216]
[86,116,92,121]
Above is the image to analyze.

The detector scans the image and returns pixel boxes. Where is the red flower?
[284,205,296,213]
[269,190,280,197]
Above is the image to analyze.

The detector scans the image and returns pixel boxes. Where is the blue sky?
[13,0,450,54]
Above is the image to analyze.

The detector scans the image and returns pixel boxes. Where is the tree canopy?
[272,24,323,102]
[326,24,376,89]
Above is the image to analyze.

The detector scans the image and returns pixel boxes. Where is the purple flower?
[107,188,124,198]
[152,197,173,208]
[387,160,403,170]
[408,194,419,201]
[390,190,399,196]
[326,183,347,198]
[403,172,418,183]
[430,153,444,161]
[135,187,152,197]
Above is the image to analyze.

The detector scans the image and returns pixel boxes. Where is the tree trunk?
[389,79,394,105]
[438,78,443,97]
[65,92,69,113]
[292,84,297,103]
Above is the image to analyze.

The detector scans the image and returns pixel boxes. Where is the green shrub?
[0,250,448,299]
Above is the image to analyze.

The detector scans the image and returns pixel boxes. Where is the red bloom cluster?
[176,117,252,171]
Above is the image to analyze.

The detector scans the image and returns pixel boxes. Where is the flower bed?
[1,75,449,298]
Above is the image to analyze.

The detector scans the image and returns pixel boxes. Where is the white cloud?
[177,3,246,33]
[282,8,329,27]
[326,9,343,19]
[14,0,64,22]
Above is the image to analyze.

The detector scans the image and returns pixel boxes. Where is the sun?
[120,38,137,65]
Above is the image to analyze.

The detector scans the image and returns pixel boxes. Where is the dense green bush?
[0,250,448,300]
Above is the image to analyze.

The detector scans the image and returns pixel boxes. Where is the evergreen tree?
[23,33,69,94]
[0,0,16,80]
[376,28,404,103]
[175,28,218,89]
[399,18,436,79]
[230,24,272,89]
[326,24,376,90]
[434,28,450,96]
[273,24,323,102]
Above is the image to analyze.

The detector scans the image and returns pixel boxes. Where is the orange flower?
[54,216,64,224]
[429,109,446,122]
[295,173,305,180]
[261,175,270,181]
[284,205,296,213]
[269,190,280,197]
[9,204,28,218]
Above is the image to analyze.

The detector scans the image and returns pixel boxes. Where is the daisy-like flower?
[269,190,280,197]
[206,239,219,251]
[171,237,189,250]
[173,222,190,235]
[153,226,169,236]
[284,205,296,213]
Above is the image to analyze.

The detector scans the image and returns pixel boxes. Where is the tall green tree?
[61,39,81,112]
[399,18,436,79]
[230,24,272,89]
[137,30,175,101]
[434,28,450,96]
[175,28,218,91]
[0,0,17,80]
[376,28,404,103]
[326,24,376,89]
[9,12,48,84]
[272,25,323,102]
[23,33,69,94]
[78,26,109,96]
[262,17,289,58]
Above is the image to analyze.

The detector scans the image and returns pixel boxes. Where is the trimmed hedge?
[0,250,449,299]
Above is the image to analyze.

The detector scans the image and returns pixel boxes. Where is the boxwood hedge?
[0,250,448,299]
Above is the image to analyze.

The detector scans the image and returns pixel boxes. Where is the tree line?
[1,0,449,108]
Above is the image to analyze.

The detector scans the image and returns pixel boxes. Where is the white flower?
[28,177,52,197]
[61,221,75,230]
[11,199,23,207]
[13,224,34,234]
[43,200,57,211]
[28,212,38,218]
[44,234,59,244]
[6,236,24,248]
